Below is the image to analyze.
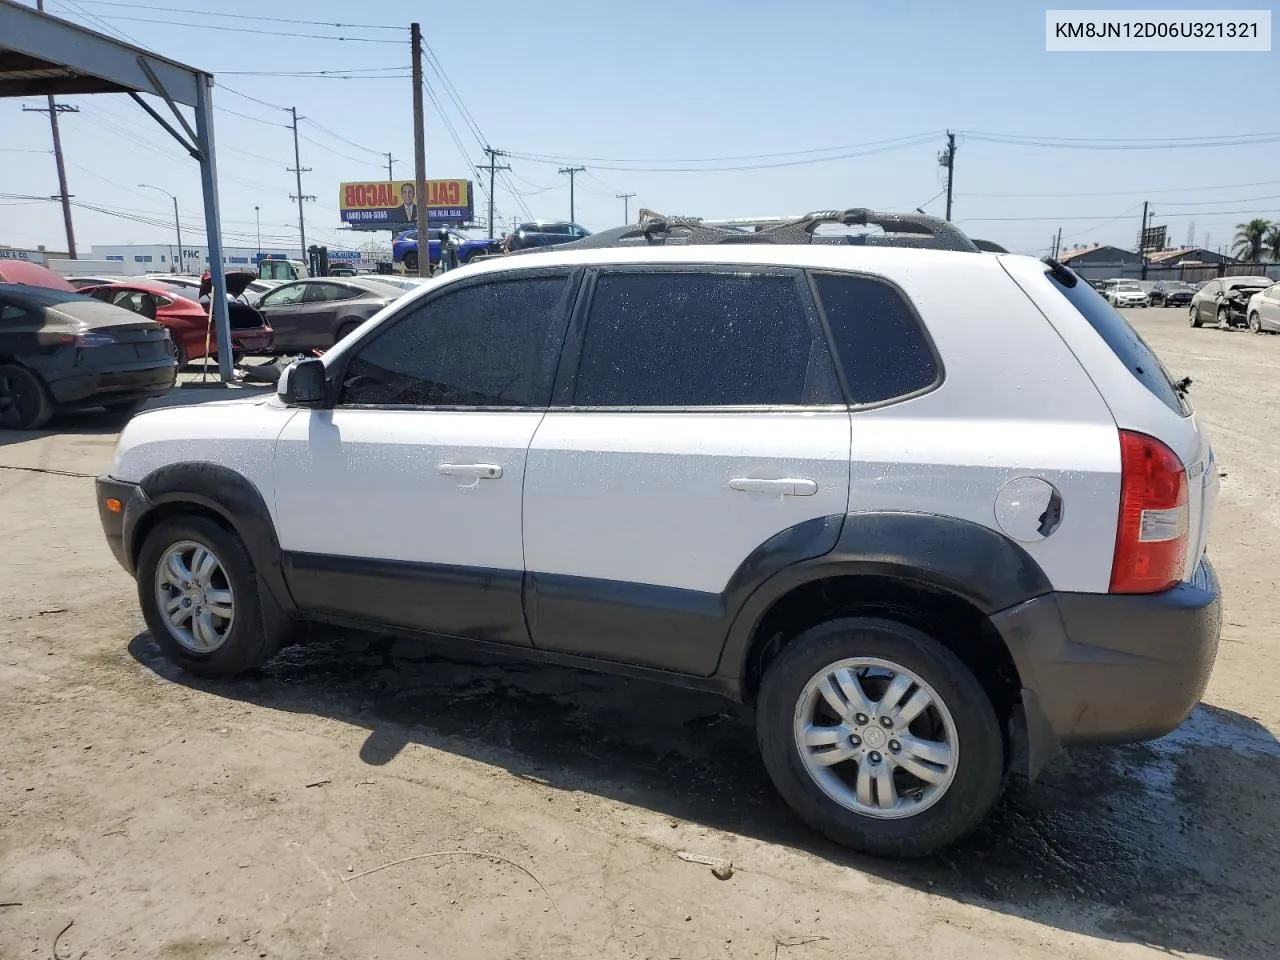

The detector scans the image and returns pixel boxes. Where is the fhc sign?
[338,179,473,228]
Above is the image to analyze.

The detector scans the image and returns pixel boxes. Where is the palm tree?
[1265,224,1280,262]
[1232,218,1272,262]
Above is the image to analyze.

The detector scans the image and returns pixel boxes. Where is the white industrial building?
[87,243,326,273]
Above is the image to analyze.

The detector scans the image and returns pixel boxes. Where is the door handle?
[437,463,503,480]
[729,477,818,496]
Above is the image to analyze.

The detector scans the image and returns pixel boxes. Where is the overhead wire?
[57,13,406,42]
[67,0,402,29]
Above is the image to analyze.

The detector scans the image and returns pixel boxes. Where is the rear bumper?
[49,362,177,406]
[994,559,1221,777]
[229,328,273,353]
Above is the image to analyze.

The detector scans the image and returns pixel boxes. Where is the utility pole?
[559,166,586,222]
[1139,200,1149,280]
[254,205,261,261]
[1053,226,1062,259]
[616,192,636,224]
[939,131,956,222]
[386,152,394,181]
[410,22,429,277]
[288,106,314,262]
[478,146,511,239]
[27,0,77,258]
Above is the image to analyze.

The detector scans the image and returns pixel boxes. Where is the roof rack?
[525,208,981,255]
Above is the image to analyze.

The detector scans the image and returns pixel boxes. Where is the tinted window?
[811,273,940,404]
[339,274,571,407]
[573,271,837,407]
[1047,271,1188,416]
[305,283,356,303]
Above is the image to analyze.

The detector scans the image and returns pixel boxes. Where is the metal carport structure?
[0,0,235,381]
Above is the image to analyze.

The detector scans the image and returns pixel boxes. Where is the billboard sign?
[0,247,47,265]
[339,179,473,228]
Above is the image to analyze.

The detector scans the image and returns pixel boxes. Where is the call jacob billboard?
[339,179,473,228]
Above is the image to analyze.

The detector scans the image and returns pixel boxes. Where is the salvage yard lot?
[1,309,1277,960]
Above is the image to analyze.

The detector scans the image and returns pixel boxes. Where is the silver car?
[1103,280,1150,308]
[253,278,401,352]
[1246,281,1280,334]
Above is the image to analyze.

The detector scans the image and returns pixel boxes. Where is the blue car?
[392,229,499,272]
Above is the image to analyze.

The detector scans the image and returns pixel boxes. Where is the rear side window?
[572,271,839,407]
[810,273,940,404]
[1048,271,1188,415]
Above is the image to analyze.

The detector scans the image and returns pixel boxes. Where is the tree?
[1232,218,1272,262]
[1265,224,1280,262]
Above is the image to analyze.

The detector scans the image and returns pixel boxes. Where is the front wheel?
[1217,306,1231,328]
[1189,306,1202,328]
[757,617,1004,858]
[402,251,419,273]
[1249,312,1263,334]
[137,515,283,677]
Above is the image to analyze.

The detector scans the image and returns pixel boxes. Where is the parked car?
[327,264,358,278]
[393,228,498,272]
[81,277,272,368]
[1150,280,1195,307]
[94,211,1220,858]
[504,220,591,253]
[1101,279,1150,308]
[1188,276,1273,328]
[1246,281,1280,333]
[0,259,78,291]
[252,278,400,352]
[357,275,431,294]
[0,283,175,428]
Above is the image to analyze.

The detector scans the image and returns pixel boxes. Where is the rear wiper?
[1175,376,1193,395]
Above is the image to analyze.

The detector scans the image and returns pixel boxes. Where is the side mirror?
[278,357,327,407]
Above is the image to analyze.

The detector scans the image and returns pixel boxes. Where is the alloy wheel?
[793,657,958,820]
[153,539,236,653]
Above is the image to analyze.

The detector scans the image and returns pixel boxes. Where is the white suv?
[96,211,1221,857]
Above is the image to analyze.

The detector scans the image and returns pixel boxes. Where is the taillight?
[58,331,117,347]
[1110,430,1189,594]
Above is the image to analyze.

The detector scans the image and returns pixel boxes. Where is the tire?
[757,616,1004,858]
[1217,307,1231,328]
[403,250,418,272]
[170,337,189,370]
[1189,306,1202,328]
[1249,312,1263,334]
[0,363,54,430]
[334,320,362,343]
[136,515,283,677]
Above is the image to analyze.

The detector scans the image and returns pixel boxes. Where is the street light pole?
[255,205,261,261]
[139,183,183,273]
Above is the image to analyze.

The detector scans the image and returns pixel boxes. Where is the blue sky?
[3,0,1278,257]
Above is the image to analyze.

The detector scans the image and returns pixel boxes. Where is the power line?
[219,86,290,113]
[67,0,401,29]
[964,130,1280,150]
[508,131,946,165]
[961,178,1280,198]
[301,117,388,158]
[57,13,406,42]
[218,66,411,76]
[215,105,291,129]
[959,208,1279,222]
[297,133,380,168]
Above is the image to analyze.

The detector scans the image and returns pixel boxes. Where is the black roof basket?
[524,208,981,255]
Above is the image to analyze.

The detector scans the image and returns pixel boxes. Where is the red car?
[80,277,272,368]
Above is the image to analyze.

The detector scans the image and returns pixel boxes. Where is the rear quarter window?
[1048,271,1189,416]
[809,272,940,405]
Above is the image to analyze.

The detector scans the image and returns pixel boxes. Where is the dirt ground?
[2,310,1277,960]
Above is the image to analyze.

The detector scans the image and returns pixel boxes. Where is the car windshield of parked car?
[0,285,99,308]
[260,283,306,306]
[1116,283,1142,292]
[1228,277,1271,289]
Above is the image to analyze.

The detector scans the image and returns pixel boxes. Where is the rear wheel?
[757,617,1004,858]
[0,363,53,430]
[137,515,284,677]
[403,250,419,273]
[334,319,362,343]
[170,337,189,369]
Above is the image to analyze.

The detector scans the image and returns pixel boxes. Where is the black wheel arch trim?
[122,461,296,617]
[713,510,1054,690]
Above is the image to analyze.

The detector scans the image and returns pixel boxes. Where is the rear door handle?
[438,463,503,480]
[729,477,818,496]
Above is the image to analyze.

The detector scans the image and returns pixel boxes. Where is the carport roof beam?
[0,0,201,104]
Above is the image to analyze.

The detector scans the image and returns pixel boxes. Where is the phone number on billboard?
[342,208,469,222]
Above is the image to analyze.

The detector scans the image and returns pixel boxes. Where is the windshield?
[1116,284,1142,292]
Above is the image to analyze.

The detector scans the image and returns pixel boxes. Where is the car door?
[256,282,308,349]
[1260,283,1280,331]
[298,282,359,346]
[522,266,852,675]
[272,267,579,645]
[1198,280,1220,323]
